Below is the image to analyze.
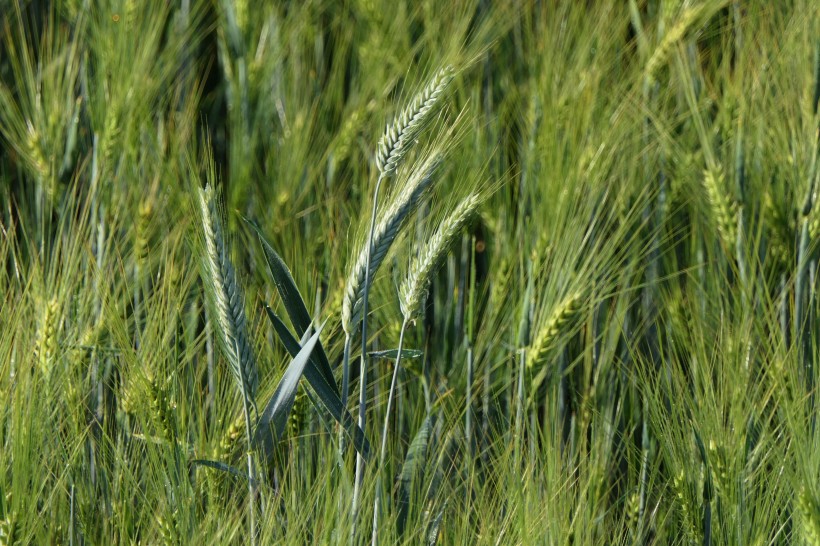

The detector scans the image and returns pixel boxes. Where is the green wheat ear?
[375,66,454,177]
[400,192,483,320]
[341,153,441,334]
[702,167,738,248]
[527,292,582,370]
[798,488,820,546]
[197,184,258,407]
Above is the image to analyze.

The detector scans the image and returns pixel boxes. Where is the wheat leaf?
[264,306,372,461]
[244,216,339,400]
[253,321,326,459]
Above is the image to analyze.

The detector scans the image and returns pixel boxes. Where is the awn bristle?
[400,192,482,320]
[341,155,441,334]
[375,66,454,176]
[197,185,258,404]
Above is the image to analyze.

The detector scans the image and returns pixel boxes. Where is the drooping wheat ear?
[375,66,454,176]
[526,292,581,369]
[798,488,820,546]
[400,193,482,320]
[644,5,708,84]
[35,297,60,380]
[197,185,258,404]
[341,155,441,334]
[702,167,738,248]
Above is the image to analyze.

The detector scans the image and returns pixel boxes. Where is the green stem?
[372,317,409,546]
[352,173,385,541]
[242,395,257,546]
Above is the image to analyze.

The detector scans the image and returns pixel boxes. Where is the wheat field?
[1,1,819,544]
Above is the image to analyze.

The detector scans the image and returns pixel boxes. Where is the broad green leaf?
[253,321,325,458]
[243,216,338,392]
[265,305,372,461]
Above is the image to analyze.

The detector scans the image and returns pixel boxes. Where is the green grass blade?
[264,305,372,461]
[253,321,326,459]
[244,216,339,399]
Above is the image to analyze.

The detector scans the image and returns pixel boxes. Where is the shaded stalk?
[372,317,410,546]
[352,173,385,540]
[241,389,257,546]
[338,332,352,512]
[465,235,477,462]
[514,349,526,469]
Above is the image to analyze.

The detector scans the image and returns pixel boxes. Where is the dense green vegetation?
[1,0,819,544]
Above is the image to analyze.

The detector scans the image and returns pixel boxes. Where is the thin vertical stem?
[352,174,385,540]
[514,349,525,469]
[372,318,410,546]
[242,395,256,546]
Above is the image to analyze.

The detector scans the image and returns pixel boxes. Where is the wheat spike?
[375,66,454,176]
[644,5,708,83]
[527,292,581,369]
[35,298,60,380]
[400,193,482,319]
[703,167,738,248]
[342,155,440,334]
[799,488,820,546]
[197,184,258,405]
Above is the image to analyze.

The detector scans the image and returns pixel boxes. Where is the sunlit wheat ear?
[35,297,60,380]
[341,155,441,334]
[798,488,820,546]
[400,192,482,320]
[197,184,258,405]
[375,66,454,176]
[644,4,708,83]
[702,167,738,248]
[526,292,581,369]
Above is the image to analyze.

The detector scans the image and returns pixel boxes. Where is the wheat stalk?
[197,185,258,404]
[341,154,441,334]
[400,193,482,320]
[375,66,454,176]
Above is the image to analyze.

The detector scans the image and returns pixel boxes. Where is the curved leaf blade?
[243,216,338,392]
[264,306,372,461]
[253,321,325,459]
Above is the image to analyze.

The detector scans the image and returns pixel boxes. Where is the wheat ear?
[702,167,738,248]
[799,488,820,546]
[400,193,482,320]
[526,292,581,369]
[341,155,441,334]
[197,185,258,405]
[644,5,709,83]
[375,66,454,176]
